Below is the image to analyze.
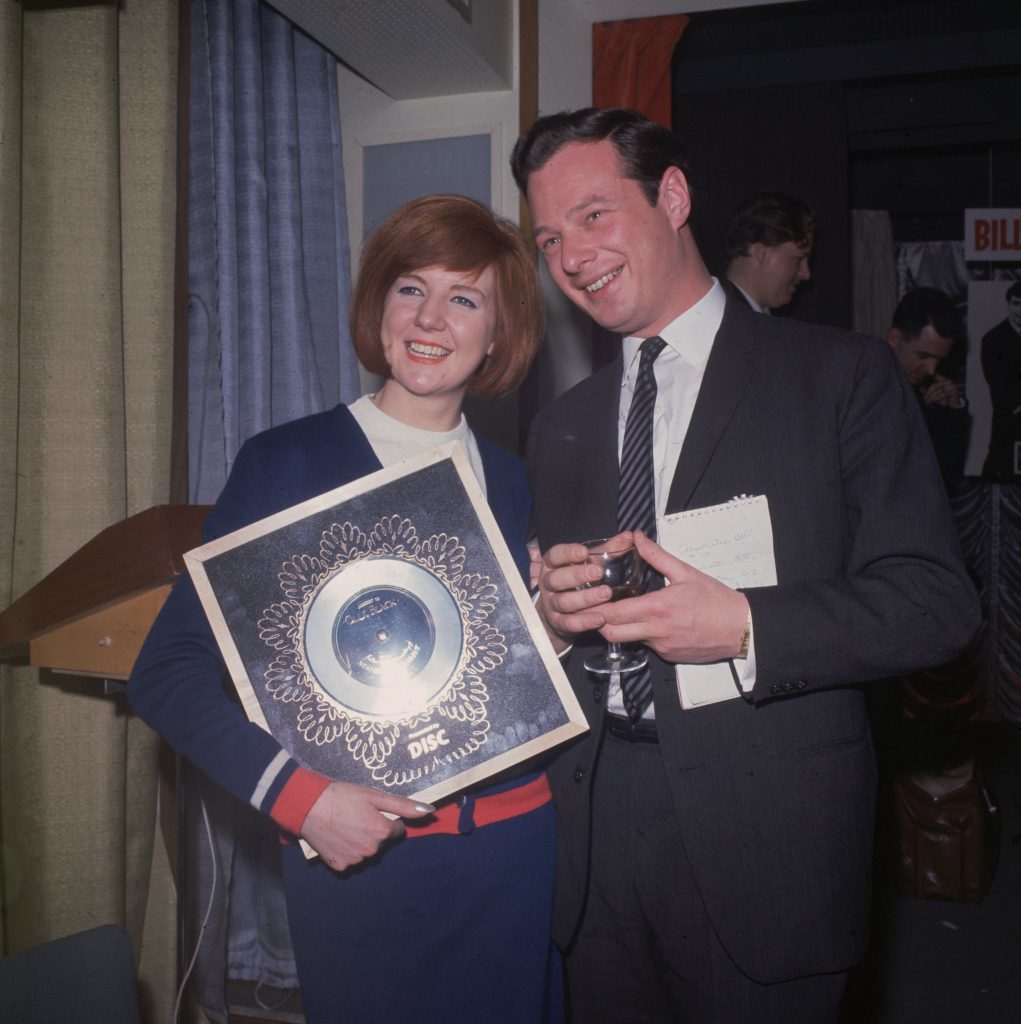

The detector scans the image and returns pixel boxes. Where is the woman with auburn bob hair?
[351,192,541,401]
[129,195,558,1022]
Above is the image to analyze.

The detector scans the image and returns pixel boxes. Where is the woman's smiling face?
[379,264,497,408]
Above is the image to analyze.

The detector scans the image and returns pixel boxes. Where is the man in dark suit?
[981,280,1021,478]
[723,191,815,313]
[885,286,969,489]
[511,108,979,1023]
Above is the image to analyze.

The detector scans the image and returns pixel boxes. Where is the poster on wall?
[965,280,1021,479]
[965,209,1021,263]
[185,443,587,808]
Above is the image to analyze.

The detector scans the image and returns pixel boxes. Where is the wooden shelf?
[0,504,210,679]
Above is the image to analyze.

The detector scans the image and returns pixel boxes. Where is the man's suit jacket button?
[592,686,602,703]
[795,679,807,690]
[770,684,782,695]
[574,768,586,784]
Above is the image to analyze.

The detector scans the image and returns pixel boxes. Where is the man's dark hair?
[1006,281,1021,303]
[510,107,690,207]
[892,287,964,343]
[724,192,816,259]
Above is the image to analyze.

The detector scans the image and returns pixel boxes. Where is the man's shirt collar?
[621,278,726,383]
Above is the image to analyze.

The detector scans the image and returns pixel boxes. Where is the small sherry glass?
[578,535,648,675]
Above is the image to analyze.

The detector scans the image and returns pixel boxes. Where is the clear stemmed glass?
[578,535,648,675]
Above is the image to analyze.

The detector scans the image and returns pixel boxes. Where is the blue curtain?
[189,0,359,505]
[186,1,359,1018]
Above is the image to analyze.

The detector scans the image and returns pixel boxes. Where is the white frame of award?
[185,442,587,808]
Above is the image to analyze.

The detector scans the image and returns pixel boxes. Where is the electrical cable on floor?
[172,794,218,1024]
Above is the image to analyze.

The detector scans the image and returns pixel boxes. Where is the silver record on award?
[303,558,464,718]
[252,513,501,790]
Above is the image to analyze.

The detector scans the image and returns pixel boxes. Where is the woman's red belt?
[405,772,552,838]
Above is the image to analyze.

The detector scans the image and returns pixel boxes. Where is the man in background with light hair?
[724,191,815,313]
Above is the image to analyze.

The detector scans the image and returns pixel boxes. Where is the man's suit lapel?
[723,277,755,310]
[665,299,762,513]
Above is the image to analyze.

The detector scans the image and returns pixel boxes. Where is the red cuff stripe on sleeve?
[269,767,332,836]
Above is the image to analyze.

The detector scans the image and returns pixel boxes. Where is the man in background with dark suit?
[511,108,978,1024]
[723,191,815,313]
[981,280,1021,478]
[885,286,969,489]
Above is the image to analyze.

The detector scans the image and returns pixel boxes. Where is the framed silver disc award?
[185,442,587,807]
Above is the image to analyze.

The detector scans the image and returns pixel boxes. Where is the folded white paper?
[658,495,777,709]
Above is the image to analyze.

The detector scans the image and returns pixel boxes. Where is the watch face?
[303,557,464,718]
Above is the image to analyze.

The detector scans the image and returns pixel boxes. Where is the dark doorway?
[672,0,1021,329]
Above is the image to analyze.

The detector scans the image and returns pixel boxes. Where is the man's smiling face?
[526,140,691,338]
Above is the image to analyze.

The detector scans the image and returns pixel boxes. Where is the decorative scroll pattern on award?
[257,515,501,788]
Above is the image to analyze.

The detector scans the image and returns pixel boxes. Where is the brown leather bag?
[894,757,999,902]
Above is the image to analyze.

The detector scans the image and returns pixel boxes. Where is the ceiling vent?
[267,0,513,99]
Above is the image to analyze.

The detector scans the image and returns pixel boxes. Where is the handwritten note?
[658,495,776,709]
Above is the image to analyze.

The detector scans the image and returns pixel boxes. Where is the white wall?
[530,0,599,400]
[336,6,521,395]
[336,71,520,262]
[336,2,598,401]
